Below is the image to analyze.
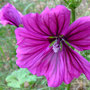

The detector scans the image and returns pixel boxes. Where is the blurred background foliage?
[0,0,90,90]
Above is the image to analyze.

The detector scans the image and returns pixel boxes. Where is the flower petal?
[15,27,49,45]
[64,16,90,51]
[44,50,64,87]
[22,5,70,36]
[62,41,90,84]
[0,3,23,27]
[15,27,50,67]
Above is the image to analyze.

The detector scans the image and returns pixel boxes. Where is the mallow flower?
[0,3,23,27]
[15,5,90,87]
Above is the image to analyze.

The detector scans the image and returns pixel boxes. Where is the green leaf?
[7,80,21,88]
[6,68,37,88]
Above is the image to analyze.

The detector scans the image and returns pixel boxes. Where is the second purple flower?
[0,3,23,27]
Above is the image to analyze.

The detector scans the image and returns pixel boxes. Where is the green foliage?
[23,3,35,14]
[6,68,37,88]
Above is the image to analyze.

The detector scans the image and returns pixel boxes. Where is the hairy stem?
[71,8,75,23]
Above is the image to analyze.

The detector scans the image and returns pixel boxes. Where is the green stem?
[67,83,71,90]
[71,8,76,23]
[71,7,76,50]
[67,8,76,90]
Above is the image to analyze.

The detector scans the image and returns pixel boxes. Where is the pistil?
[52,38,60,53]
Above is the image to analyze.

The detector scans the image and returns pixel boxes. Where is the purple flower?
[15,5,90,87]
[0,3,23,27]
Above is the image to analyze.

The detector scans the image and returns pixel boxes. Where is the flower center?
[49,35,64,53]
[52,38,62,53]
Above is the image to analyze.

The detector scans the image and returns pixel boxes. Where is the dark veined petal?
[15,27,49,45]
[0,3,23,27]
[15,27,50,54]
[44,49,64,87]
[64,16,90,51]
[15,27,50,67]
[22,5,70,36]
[62,41,90,84]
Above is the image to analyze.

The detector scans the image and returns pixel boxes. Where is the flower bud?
[64,0,82,9]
